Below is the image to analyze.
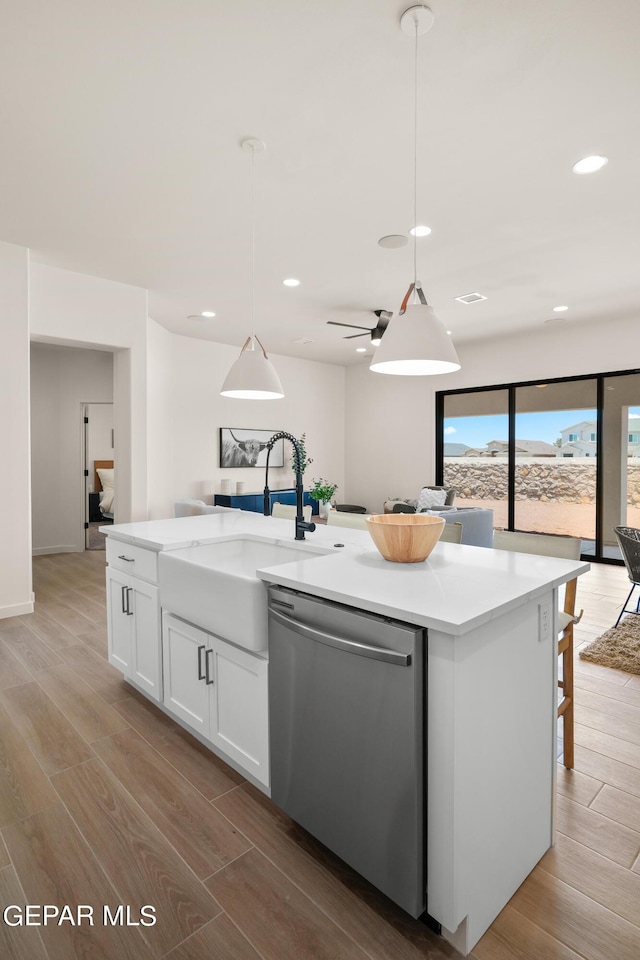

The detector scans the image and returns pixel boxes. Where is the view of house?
[444,415,640,458]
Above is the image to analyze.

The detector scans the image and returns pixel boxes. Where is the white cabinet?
[162,612,269,787]
[106,566,161,701]
[162,613,210,736]
[209,636,269,782]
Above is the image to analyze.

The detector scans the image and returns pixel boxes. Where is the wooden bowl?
[366,513,445,563]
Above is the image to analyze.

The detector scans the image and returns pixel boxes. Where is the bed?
[94,460,115,520]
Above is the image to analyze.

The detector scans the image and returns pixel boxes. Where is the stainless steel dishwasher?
[268,584,426,918]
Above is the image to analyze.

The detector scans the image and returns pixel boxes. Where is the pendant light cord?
[250,143,256,340]
[413,17,418,293]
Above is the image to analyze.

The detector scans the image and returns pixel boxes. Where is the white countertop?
[103,513,589,636]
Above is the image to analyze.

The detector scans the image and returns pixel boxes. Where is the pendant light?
[370,6,460,377]
[220,139,284,399]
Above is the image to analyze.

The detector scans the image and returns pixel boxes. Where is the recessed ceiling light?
[572,155,608,174]
[378,234,408,249]
[446,330,452,335]
[409,225,432,237]
[283,278,300,287]
[454,292,487,304]
[356,347,367,353]
[553,305,568,312]
[201,310,216,317]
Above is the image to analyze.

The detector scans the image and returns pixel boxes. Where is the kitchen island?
[102,510,588,956]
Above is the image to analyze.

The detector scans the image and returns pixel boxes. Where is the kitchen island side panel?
[427,591,556,954]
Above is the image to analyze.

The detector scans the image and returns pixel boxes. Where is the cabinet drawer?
[106,539,158,583]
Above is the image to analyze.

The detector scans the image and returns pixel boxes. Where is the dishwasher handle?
[269,607,411,666]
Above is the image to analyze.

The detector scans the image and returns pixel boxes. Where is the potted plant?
[309,478,338,519]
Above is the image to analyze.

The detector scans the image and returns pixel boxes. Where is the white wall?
[168,335,346,513]
[146,318,174,519]
[1,253,346,615]
[345,314,638,514]
[30,343,113,554]
[29,261,149,523]
[0,242,32,617]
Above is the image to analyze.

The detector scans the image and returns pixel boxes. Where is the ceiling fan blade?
[343,331,369,339]
[326,320,372,331]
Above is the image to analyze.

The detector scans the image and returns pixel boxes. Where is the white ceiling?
[2,0,639,366]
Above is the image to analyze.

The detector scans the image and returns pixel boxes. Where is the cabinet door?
[270,490,295,508]
[239,494,261,512]
[106,568,132,675]
[162,614,210,737]
[209,637,269,787]
[130,580,161,701]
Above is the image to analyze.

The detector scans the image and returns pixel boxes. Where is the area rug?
[579,615,640,675]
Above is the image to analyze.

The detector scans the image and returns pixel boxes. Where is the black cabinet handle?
[197,644,206,680]
[125,587,133,616]
[118,555,135,562]
[121,585,127,614]
[205,648,214,685]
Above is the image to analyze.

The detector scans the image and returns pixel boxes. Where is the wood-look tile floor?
[0,551,638,959]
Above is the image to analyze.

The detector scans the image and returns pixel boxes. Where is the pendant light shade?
[369,303,460,375]
[371,6,461,378]
[220,138,284,400]
[220,335,284,399]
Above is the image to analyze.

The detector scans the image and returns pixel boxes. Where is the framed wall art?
[219,428,284,468]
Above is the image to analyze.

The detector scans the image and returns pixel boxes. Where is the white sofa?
[174,499,239,517]
[437,507,494,547]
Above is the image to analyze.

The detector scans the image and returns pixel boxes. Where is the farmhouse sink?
[158,536,334,651]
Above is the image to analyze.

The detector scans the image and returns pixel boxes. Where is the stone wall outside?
[443,457,640,505]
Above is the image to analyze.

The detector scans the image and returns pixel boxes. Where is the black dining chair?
[613,526,640,627]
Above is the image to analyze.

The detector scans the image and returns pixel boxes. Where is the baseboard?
[0,599,35,619]
[32,545,83,556]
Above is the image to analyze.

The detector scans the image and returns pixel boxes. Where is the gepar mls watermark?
[3,904,157,927]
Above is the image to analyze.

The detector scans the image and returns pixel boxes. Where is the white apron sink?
[158,536,333,651]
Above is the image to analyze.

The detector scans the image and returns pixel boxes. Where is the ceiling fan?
[327,309,391,344]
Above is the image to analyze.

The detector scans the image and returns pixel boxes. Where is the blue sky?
[444,407,640,448]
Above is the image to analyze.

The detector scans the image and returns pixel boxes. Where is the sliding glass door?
[602,373,640,560]
[436,368,640,563]
[514,380,597,548]
[441,389,509,529]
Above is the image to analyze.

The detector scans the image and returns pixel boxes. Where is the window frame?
[436,367,640,565]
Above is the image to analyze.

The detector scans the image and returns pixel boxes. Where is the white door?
[130,579,161,701]
[106,568,132,675]
[84,401,114,548]
[210,637,269,787]
[162,613,210,737]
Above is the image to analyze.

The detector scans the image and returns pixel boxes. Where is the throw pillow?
[416,486,447,512]
[384,498,416,513]
[97,468,114,492]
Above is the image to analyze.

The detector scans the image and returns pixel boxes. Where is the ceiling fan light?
[220,337,284,399]
[369,304,460,375]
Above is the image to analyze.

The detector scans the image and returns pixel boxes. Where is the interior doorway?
[83,402,114,550]
[30,341,114,556]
